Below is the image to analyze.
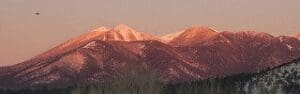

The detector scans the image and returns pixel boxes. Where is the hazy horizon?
[1,0,300,66]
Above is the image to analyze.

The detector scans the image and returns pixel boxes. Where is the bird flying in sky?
[34,12,40,15]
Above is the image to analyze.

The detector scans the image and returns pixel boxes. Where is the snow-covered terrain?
[243,58,300,94]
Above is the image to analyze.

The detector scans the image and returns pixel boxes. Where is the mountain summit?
[161,26,218,46]
[102,24,157,41]
[35,24,156,59]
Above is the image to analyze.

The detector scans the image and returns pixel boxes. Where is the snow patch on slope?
[286,44,293,50]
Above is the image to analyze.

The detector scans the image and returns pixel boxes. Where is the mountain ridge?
[161,26,219,46]
[0,24,300,89]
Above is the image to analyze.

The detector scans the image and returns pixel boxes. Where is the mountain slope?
[163,58,300,94]
[6,25,157,78]
[0,40,206,89]
[170,30,300,76]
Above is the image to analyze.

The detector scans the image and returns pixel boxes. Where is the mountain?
[170,30,300,76]
[5,24,157,77]
[161,26,219,46]
[38,24,157,59]
[0,25,300,89]
[0,40,206,89]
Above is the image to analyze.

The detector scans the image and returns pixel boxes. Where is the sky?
[0,0,300,66]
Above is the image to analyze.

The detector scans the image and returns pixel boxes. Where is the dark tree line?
[1,58,300,94]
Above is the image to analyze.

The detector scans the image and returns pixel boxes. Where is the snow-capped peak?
[94,24,157,41]
[187,26,218,32]
[114,24,135,32]
[160,26,219,44]
[93,27,110,32]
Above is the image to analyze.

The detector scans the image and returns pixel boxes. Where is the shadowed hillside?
[1,58,299,94]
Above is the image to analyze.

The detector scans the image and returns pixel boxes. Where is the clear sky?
[0,0,300,66]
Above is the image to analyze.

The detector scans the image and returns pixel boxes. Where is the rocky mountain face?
[0,24,300,89]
